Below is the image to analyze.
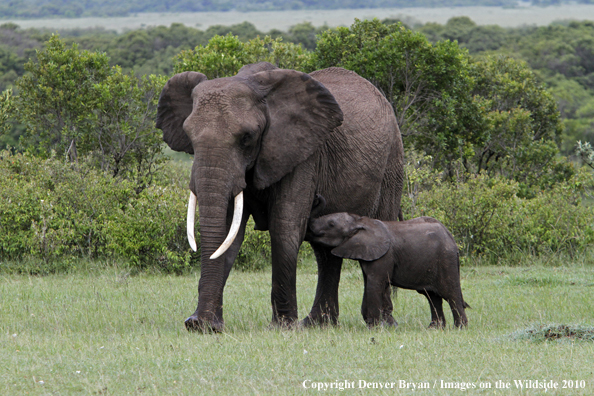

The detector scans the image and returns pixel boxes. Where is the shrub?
[3,148,591,273]
[13,35,166,192]
[103,184,195,273]
[402,165,594,260]
[413,173,520,257]
[0,150,196,273]
[235,219,271,272]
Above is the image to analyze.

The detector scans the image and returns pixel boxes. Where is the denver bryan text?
[302,380,430,391]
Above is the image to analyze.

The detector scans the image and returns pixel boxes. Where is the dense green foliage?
[0,150,192,273]
[401,150,594,260]
[2,147,591,272]
[1,17,594,272]
[419,17,594,157]
[0,88,12,136]
[0,149,297,273]
[404,169,594,259]
[1,15,593,156]
[16,35,111,157]
[469,56,573,195]
[174,34,310,78]
[13,35,167,190]
[0,21,323,91]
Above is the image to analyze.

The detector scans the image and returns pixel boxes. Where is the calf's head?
[309,213,391,261]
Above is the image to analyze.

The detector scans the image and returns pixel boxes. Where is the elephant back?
[309,67,404,222]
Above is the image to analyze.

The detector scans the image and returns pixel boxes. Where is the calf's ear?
[331,219,391,261]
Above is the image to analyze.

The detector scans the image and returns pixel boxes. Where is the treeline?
[4,17,594,155]
[0,20,328,146]
[418,17,594,156]
[0,0,525,19]
[4,0,594,18]
[1,18,594,272]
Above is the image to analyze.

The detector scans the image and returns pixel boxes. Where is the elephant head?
[309,213,391,261]
[155,62,343,328]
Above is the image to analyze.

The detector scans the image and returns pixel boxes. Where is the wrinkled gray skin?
[309,213,469,328]
[156,62,404,332]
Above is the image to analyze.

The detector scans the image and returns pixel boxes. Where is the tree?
[0,88,12,137]
[14,35,166,190]
[16,34,110,160]
[204,22,263,43]
[174,33,311,78]
[285,22,329,50]
[470,55,571,196]
[311,19,482,174]
[576,140,594,170]
[90,69,167,190]
[311,20,570,191]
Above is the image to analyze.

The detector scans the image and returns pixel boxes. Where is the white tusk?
[187,192,198,252]
[210,191,244,260]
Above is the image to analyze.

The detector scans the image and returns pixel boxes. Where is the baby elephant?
[309,213,469,328]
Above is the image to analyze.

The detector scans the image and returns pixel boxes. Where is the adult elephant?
[156,62,404,332]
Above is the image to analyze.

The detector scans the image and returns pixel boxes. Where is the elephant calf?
[308,213,469,328]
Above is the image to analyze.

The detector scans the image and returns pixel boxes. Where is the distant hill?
[0,0,547,19]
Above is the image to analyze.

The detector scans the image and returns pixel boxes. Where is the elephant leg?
[185,209,250,332]
[269,228,303,327]
[362,275,386,328]
[447,293,468,328]
[360,267,369,322]
[419,290,445,329]
[302,243,343,326]
[381,284,397,327]
[268,169,317,327]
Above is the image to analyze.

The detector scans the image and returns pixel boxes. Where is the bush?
[0,150,195,273]
[402,164,594,260]
[235,219,271,272]
[3,148,590,273]
[103,184,195,273]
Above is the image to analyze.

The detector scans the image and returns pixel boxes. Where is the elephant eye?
[240,132,253,147]
[328,220,335,228]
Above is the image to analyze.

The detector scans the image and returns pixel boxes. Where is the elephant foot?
[184,315,224,333]
[365,318,397,329]
[268,316,299,330]
[453,320,468,329]
[428,320,445,329]
[301,313,338,328]
[382,314,398,328]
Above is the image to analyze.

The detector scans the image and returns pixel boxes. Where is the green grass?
[1,260,594,395]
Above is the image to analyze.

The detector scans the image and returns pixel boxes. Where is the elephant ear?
[156,71,208,154]
[331,218,391,261]
[247,69,344,189]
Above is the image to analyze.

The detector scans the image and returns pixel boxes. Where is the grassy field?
[1,258,594,395]
[6,5,594,33]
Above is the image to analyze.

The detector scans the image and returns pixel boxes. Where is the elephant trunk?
[187,161,245,330]
[192,188,230,327]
